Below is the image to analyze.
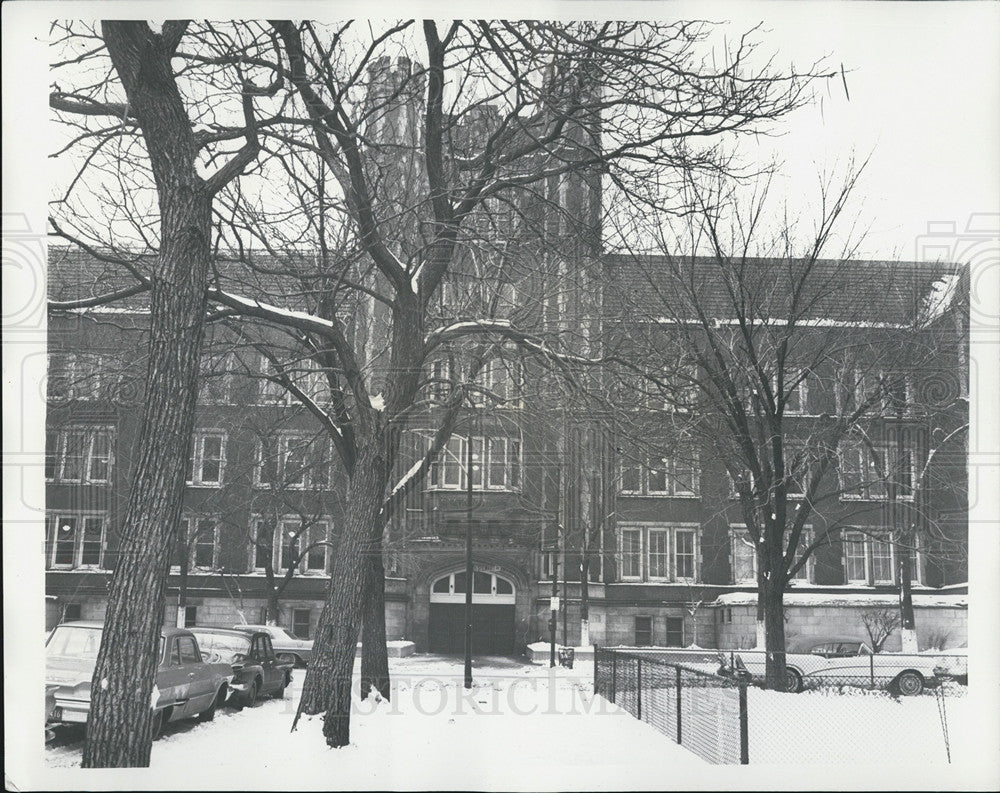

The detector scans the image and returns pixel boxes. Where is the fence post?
[637,658,643,721]
[739,678,749,765]
[611,652,617,704]
[869,652,875,689]
[675,665,683,745]
[593,645,600,694]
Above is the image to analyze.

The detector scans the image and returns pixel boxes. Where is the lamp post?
[464,427,474,689]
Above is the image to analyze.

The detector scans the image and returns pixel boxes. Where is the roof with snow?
[713,591,968,608]
[602,253,964,327]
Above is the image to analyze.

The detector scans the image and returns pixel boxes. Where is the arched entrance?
[428,570,516,655]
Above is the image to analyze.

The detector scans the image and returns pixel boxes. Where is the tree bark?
[297,441,388,747]
[762,578,789,690]
[360,547,390,700]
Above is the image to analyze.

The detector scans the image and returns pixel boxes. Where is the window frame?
[50,425,114,484]
[48,512,107,570]
[427,433,522,492]
[618,449,700,498]
[618,523,700,583]
[188,430,227,488]
[255,432,333,491]
[181,515,220,571]
[842,529,921,586]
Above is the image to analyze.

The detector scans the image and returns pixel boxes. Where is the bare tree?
[861,607,901,653]
[604,166,965,688]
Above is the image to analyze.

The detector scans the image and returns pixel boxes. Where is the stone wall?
[713,603,967,651]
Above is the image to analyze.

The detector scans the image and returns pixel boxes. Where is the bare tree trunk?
[297,441,387,747]
[82,22,213,768]
[360,548,390,701]
[762,578,789,690]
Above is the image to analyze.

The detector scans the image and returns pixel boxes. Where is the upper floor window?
[730,524,813,584]
[174,515,220,570]
[777,369,810,415]
[48,352,113,402]
[48,512,106,570]
[842,529,920,586]
[188,431,226,487]
[255,433,332,491]
[45,425,114,484]
[258,355,332,407]
[198,353,234,405]
[618,524,699,583]
[620,448,699,497]
[428,434,522,491]
[429,354,523,408]
[839,438,914,501]
[836,367,913,417]
[250,515,331,574]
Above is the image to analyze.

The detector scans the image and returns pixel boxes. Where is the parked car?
[190,627,293,707]
[718,635,943,695]
[232,624,313,667]
[45,621,234,737]
[930,644,968,685]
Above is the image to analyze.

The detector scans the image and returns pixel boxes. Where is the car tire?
[199,688,224,722]
[243,679,260,708]
[895,671,924,696]
[151,709,164,740]
[782,668,803,693]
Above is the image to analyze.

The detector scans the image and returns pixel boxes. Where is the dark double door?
[428,603,515,655]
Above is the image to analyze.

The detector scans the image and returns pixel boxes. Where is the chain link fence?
[594,647,748,764]
[595,647,965,765]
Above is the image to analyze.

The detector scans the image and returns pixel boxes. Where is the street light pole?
[464,428,474,689]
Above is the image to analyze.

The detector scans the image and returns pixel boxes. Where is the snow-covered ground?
[41,654,704,789]
[33,654,988,790]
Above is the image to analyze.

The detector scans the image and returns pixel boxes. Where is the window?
[776,368,809,415]
[634,616,652,646]
[842,529,920,585]
[184,606,198,628]
[188,431,226,487]
[665,617,684,648]
[428,434,521,491]
[198,353,233,404]
[618,525,700,583]
[648,529,669,579]
[178,636,200,663]
[48,426,114,484]
[619,449,699,497]
[839,439,915,500]
[731,528,757,583]
[48,352,111,402]
[256,433,332,490]
[181,516,219,570]
[63,603,82,622]
[49,513,106,569]
[838,367,913,416]
[730,524,814,584]
[276,518,330,573]
[258,356,294,405]
[674,529,696,580]
[620,528,643,580]
[293,609,312,639]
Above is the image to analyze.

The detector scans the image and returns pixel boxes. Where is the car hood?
[45,655,96,689]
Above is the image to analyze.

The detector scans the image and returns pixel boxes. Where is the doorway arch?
[428,569,516,654]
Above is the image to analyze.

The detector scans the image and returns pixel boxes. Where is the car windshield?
[46,625,103,658]
[196,633,251,664]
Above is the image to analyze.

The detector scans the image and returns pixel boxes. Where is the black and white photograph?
[3,1,999,789]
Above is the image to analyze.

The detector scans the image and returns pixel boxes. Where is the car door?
[252,634,281,693]
[155,637,190,719]
[177,635,215,716]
